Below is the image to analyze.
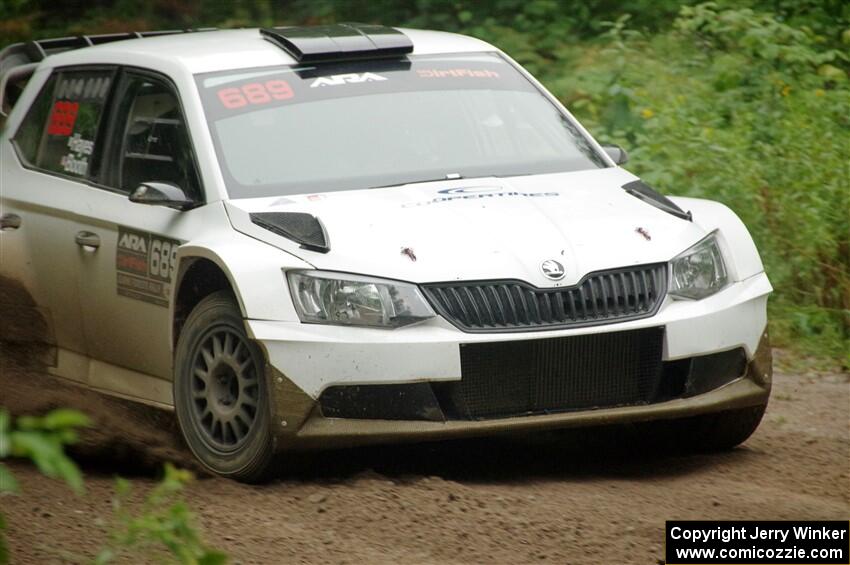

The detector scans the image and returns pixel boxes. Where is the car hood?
[224,167,707,287]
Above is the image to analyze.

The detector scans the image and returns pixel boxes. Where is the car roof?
[40,28,499,75]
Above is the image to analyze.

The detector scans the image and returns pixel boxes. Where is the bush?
[95,464,227,565]
[543,4,849,366]
[0,409,225,564]
[0,408,90,564]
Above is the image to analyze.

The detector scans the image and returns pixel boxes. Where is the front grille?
[444,327,664,419]
[422,263,666,332]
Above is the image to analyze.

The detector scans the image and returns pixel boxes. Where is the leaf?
[13,416,41,431]
[0,411,9,459]
[198,549,229,565]
[114,477,131,498]
[0,464,18,494]
[93,548,115,565]
[54,455,84,495]
[41,409,91,431]
[10,431,84,494]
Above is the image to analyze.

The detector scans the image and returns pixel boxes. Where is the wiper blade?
[370,173,466,190]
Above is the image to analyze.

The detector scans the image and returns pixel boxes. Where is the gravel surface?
[1,344,848,564]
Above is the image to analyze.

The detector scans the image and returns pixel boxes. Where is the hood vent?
[622,180,692,221]
[250,212,330,253]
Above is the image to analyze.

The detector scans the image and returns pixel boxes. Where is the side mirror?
[601,144,629,165]
[129,182,195,211]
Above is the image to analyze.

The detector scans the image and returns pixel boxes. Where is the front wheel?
[174,291,275,482]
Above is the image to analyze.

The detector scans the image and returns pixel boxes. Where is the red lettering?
[216,80,294,110]
[266,80,293,100]
[217,87,246,109]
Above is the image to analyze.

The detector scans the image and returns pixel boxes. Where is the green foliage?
[0,408,90,565]
[550,4,849,365]
[95,463,227,565]
[0,408,224,564]
[5,409,90,493]
[0,408,89,494]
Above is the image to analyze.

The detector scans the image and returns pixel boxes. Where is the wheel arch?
[172,253,244,349]
[171,240,309,350]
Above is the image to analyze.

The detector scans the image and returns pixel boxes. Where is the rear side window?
[38,71,113,178]
[14,69,113,180]
[13,74,57,164]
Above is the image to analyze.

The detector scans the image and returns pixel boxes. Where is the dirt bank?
[1,352,848,564]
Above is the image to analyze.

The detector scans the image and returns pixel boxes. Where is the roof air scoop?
[260,23,413,63]
[250,212,330,253]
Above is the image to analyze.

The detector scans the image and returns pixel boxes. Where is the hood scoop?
[250,212,330,253]
[622,180,692,221]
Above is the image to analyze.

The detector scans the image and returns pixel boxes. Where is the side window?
[37,71,113,178]
[13,74,57,164]
[115,74,200,198]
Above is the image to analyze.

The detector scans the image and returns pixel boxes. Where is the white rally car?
[0,25,772,481]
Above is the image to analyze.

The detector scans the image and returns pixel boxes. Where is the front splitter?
[284,376,769,449]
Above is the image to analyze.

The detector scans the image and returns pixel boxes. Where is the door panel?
[0,160,85,362]
[0,68,116,381]
[76,192,183,379]
[77,69,206,381]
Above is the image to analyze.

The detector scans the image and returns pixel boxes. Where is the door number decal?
[115,227,179,307]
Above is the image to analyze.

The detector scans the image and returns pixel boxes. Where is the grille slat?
[475,286,495,327]
[456,327,665,419]
[462,286,484,327]
[639,270,649,311]
[541,292,553,323]
[618,272,628,313]
[487,286,506,326]
[577,285,587,320]
[423,264,666,332]
[500,285,518,326]
[527,288,542,324]
[510,286,527,324]
[599,276,609,317]
[629,272,638,312]
[610,274,618,316]
[588,280,599,318]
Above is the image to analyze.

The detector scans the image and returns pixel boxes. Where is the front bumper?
[247,272,772,448]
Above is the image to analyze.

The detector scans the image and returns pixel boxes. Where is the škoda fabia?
[0,25,772,480]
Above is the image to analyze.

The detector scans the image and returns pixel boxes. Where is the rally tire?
[174,291,275,482]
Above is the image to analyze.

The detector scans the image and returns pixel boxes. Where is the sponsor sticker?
[59,133,95,176]
[416,68,499,79]
[115,227,180,307]
[55,75,111,102]
[402,186,559,208]
[217,79,295,109]
[310,72,388,87]
[46,101,80,136]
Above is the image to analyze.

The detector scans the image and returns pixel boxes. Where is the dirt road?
[1,344,848,564]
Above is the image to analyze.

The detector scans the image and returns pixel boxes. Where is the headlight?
[669,233,729,300]
[287,270,435,328]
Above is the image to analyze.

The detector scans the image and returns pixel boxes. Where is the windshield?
[196,53,607,198]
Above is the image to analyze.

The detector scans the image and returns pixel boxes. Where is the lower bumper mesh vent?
[448,327,665,419]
